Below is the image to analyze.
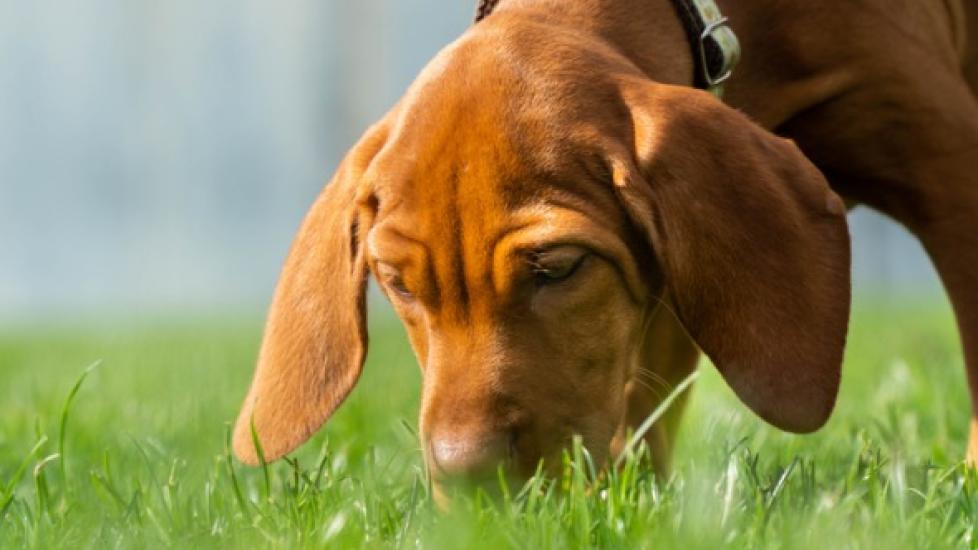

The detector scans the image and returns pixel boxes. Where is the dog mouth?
[424,421,616,490]
[427,431,617,508]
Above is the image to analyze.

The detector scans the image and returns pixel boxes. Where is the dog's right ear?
[610,80,851,434]
[233,122,389,465]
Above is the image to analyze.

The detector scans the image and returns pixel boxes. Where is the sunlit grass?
[0,297,975,548]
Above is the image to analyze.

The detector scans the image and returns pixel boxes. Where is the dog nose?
[429,432,513,481]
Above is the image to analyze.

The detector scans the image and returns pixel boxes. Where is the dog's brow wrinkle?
[349,218,359,264]
[367,226,431,261]
[448,168,471,315]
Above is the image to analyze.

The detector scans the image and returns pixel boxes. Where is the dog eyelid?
[376,262,415,299]
[388,276,414,298]
[529,248,590,285]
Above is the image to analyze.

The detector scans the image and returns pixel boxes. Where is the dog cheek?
[396,309,432,370]
[559,344,633,454]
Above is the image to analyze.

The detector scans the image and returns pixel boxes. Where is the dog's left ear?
[610,79,851,433]
[232,122,387,465]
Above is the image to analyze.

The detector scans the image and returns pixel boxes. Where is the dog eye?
[531,250,588,285]
[376,263,415,299]
[387,276,414,298]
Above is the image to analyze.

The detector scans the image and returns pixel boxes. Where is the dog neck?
[490,0,697,87]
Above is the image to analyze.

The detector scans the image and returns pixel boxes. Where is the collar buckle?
[683,0,742,96]
[699,16,735,88]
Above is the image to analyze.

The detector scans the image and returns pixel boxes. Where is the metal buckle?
[698,16,735,88]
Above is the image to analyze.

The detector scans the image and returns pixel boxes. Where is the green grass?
[1,298,977,548]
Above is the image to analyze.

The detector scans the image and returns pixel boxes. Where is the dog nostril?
[429,432,514,480]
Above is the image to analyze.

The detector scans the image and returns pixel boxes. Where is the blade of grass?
[224,423,252,520]
[249,413,271,501]
[615,370,699,469]
[721,452,739,527]
[33,453,60,519]
[127,435,172,523]
[0,493,14,527]
[764,458,798,518]
[59,360,100,483]
[90,471,127,509]
[5,435,49,496]
[90,452,126,510]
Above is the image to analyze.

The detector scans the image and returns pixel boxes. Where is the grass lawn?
[1,297,976,548]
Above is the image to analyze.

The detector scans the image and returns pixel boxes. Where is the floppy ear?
[612,80,851,433]
[233,125,387,465]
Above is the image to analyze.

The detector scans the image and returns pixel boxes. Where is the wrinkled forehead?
[367,101,620,234]
[363,126,627,254]
[359,26,642,260]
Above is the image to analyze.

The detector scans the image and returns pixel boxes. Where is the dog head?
[233,15,850,496]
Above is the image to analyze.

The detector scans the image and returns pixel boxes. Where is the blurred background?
[0,0,945,323]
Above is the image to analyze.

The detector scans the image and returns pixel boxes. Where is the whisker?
[630,376,665,402]
[643,370,674,390]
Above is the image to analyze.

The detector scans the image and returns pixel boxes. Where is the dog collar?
[474,0,741,98]
[474,0,501,23]
[669,0,741,96]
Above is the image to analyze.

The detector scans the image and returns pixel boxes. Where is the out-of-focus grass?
[0,297,975,548]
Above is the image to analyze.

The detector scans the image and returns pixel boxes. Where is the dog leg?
[913,211,978,465]
[611,301,700,476]
[781,73,978,466]
[885,88,978,466]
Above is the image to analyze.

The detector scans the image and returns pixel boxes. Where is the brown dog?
[233,0,978,494]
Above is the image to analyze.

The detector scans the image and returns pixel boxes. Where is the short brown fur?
[234,0,978,494]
